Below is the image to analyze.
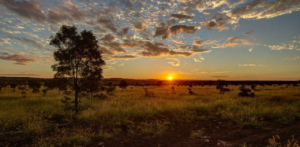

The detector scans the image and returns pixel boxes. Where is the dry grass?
[0,85,300,146]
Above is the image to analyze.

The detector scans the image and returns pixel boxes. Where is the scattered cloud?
[203,12,210,15]
[167,58,180,67]
[140,42,193,57]
[112,55,137,59]
[168,62,180,66]
[0,0,46,22]
[244,30,253,35]
[238,64,265,67]
[193,56,204,63]
[267,36,300,50]
[118,63,124,66]
[8,36,43,49]
[0,52,36,65]
[100,34,115,42]
[213,37,255,48]
[154,25,199,39]
[199,13,229,31]
[249,47,253,52]
[283,56,299,60]
[0,38,10,45]
[170,14,193,20]
[228,0,300,23]
[193,39,217,46]
[172,39,184,45]
[132,22,144,32]
[0,73,39,77]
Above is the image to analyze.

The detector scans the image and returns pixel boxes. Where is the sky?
[0,0,300,80]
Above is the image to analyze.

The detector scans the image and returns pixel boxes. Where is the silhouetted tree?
[10,83,17,92]
[119,80,128,90]
[28,80,41,93]
[44,79,56,90]
[42,89,48,97]
[0,81,5,92]
[54,76,68,94]
[50,25,105,114]
[157,81,163,86]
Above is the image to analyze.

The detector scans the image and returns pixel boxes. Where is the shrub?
[238,85,255,97]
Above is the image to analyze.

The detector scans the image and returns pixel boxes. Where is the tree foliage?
[119,80,128,90]
[28,80,41,93]
[50,25,105,114]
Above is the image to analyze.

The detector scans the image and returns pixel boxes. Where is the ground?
[0,84,300,147]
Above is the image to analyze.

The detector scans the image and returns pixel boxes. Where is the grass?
[0,85,300,146]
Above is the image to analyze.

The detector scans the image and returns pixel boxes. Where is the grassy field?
[1,85,300,146]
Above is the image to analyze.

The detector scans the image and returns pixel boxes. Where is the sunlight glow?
[168,76,173,80]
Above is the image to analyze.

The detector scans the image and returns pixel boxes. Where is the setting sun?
[168,76,173,80]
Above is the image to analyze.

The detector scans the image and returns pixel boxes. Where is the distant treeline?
[1,77,299,87]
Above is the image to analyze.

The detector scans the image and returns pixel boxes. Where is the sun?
[168,76,173,80]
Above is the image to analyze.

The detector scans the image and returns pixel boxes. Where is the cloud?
[99,46,114,55]
[167,58,180,66]
[154,24,199,39]
[102,42,127,53]
[65,0,73,6]
[0,0,47,22]
[0,38,10,45]
[168,61,180,66]
[172,39,184,44]
[118,27,129,36]
[249,47,253,52]
[140,42,193,57]
[203,12,210,15]
[194,56,204,63]
[191,46,211,53]
[132,22,144,31]
[8,36,43,49]
[170,14,193,20]
[179,0,229,14]
[0,73,39,77]
[47,10,70,23]
[238,64,265,67]
[98,18,118,33]
[213,37,255,48]
[228,0,300,23]
[112,55,137,59]
[0,52,36,65]
[244,30,253,35]
[208,76,229,78]
[169,25,199,37]
[56,3,84,20]
[283,56,299,60]
[193,39,217,47]
[267,37,300,50]
[100,34,115,42]
[199,13,229,31]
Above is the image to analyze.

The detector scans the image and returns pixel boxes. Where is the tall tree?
[50,25,105,114]
[119,80,128,90]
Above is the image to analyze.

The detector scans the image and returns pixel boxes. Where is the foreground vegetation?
[1,84,300,146]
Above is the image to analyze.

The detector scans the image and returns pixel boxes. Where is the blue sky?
[0,0,299,80]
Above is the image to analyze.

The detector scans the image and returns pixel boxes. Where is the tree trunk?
[75,89,78,114]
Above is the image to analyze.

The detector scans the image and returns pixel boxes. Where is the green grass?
[0,85,300,146]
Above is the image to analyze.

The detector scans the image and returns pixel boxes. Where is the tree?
[10,83,17,92]
[50,25,105,114]
[119,80,128,90]
[28,80,41,93]
[54,77,68,94]
[44,79,56,90]
[42,89,48,97]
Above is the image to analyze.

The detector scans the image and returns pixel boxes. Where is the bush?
[238,85,255,97]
